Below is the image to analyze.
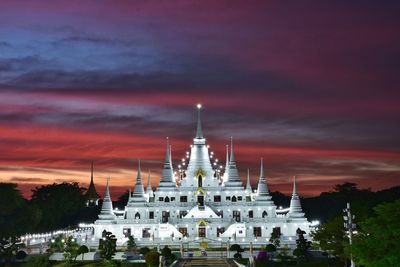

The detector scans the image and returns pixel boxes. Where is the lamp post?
[344,203,356,267]
[227,238,230,258]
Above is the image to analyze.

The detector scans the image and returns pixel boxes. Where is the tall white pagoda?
[91,105,310,247]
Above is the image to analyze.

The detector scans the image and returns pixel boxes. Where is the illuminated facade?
[92,106,310,247]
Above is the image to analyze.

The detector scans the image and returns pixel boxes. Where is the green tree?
[265,244,276,260]
[63,236,79,262]
[278,245,291,263]
[48,235,79,262]
[294,228,311,262]
[161,245,172,257]
[352,200,400,267]
[48,236,65,253]
[98,230,117,261]
[127,236,136,252]
[139,246,150,256]
[77,245,89,261]
[230,244,244,259]
[145,250,160,267]
[311,216,347,260]
[269,227,281,248]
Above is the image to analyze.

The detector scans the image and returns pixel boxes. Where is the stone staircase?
[182,258,231,267]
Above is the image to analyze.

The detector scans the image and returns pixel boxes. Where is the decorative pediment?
[195,187,206,195]
[194,168,206,179]
[197,219,208,226]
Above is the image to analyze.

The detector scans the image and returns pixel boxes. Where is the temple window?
[217,227,225,237]
[179,210,188,218]
[123,228,131,237]
[248,210,253,218]
[253,227,262,237]
[233,210,241,222]
[162,211,170,223]
[262,211,268,218]
[142,228,151,238]
[214,195,221,202]
[179,227,188,237]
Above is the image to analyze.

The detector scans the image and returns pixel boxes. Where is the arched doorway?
[198,175,203,187]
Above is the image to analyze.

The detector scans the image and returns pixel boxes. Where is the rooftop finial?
[195,104,203,139]
[105,177,110,198]
[147,169,152,191]
[246,168,251,190]
[292,175,297,196]
[169,144,172,168]
[230,136,235,162]
[165,137,170,164]
[137,159,142,181]
[91,161,94,183]
[260,158,264,178]
[225,144,229,169]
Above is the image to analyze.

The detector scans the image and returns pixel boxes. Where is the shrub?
[139,246,150,256]
[23,254,51,267]
[16,250,27,260]
[256,250,267,261]
[145,250,160,267]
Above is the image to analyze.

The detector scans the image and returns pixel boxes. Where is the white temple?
[91,105,310,248]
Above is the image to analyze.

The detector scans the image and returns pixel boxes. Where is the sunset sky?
[1,1,399,198]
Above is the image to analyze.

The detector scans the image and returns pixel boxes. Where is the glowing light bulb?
[197,104,202,109]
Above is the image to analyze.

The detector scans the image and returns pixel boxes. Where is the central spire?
[195,104,203,139]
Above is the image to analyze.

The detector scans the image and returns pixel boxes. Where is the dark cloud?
[0,1,400,195]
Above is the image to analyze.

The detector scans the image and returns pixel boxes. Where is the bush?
[16,250,28,260]
[23,254,51,267]
[256,250,267,261]
[234,252,242,259]
[161,246,171,257]
[145,250,160,267]
[139,246,150,256]
[77,245,89,260]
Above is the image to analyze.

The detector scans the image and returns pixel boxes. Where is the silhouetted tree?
[334,182,359,193]
[31,182,86,231]
[0,183,40,239]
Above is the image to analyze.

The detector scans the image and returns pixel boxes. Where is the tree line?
[1,181,399,266]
